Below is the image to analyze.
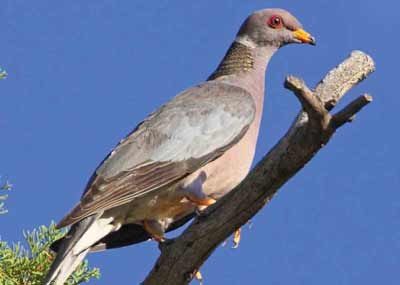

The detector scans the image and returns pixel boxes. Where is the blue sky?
[0,1,398,284]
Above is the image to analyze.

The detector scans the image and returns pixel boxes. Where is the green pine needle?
[0,223,100,285]
[0,180,11,215]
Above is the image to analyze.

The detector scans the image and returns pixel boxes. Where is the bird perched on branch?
[43,8,315,285]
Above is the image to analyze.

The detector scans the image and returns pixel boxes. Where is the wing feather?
[57,81,255,228]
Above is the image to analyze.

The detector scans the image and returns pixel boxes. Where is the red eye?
[268,15,283,28]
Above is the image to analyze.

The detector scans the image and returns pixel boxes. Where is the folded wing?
[57,81,256,228]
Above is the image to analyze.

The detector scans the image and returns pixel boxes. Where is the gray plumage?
[58,82,256,227]
[43,8,315,285]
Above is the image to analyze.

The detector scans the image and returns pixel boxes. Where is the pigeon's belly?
[191,127,258,199]
[120,186,194,223]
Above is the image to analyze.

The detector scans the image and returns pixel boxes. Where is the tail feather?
[43,248,90,285]
[42,215,115,285]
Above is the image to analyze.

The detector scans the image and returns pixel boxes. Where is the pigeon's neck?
[208,39,276,102]
[207,40,276,94]
[208,42,255,81]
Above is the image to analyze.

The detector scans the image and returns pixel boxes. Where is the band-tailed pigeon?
[43,8,315,284]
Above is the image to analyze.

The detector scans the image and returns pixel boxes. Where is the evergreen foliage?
[0,180,11,215]
[0,223,100,285]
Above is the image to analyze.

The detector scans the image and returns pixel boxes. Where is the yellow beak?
[292,29,316,45]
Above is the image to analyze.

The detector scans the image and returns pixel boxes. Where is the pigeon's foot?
[233,228,241,248]
[188,196,217,214]
[186,195,216,207]
[143,220,165,242]
[195,270,203,285]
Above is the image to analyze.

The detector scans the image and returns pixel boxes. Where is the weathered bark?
[142,51,375,285]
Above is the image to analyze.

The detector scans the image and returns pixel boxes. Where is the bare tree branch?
[142,51,375,285]
[284,75,326,123]
[331,94,373,128]
[315,50,374,110]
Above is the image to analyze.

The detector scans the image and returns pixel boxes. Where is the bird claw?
[232,228,241,249]
[194,203,214,219]
[194,270,203,285]
[186,196,216,207]
[158,238,175,251]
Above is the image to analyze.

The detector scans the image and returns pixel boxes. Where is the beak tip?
[293,29,316,46]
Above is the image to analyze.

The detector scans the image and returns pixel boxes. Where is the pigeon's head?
[237,9,316,48]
